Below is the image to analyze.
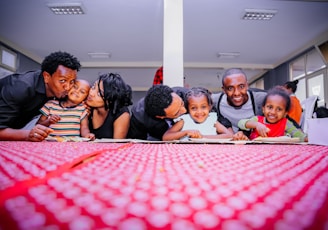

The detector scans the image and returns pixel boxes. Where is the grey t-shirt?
[212,91,267,133]
[219,93,255,132]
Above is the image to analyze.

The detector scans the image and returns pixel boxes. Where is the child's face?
[68,80,90,104]
[262,95,288,124]
[188,95,211,123]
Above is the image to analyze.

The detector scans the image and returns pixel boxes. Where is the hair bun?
[294,80,299,84]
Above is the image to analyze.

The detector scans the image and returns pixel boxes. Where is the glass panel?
[295,78,306,102]
[291,57,305,79]
[318,41,328,65]
[306,48,326,74]
[249,78,264,90]
[308,74,325,107]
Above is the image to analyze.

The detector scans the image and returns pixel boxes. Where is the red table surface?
[0,142,328,230]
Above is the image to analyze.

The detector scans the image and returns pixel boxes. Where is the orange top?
[288,95,302,124]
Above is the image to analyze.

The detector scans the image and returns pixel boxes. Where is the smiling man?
[0,51,81,141]
[212,68,267,133]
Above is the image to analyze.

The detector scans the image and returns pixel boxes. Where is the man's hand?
[28,124,53,142]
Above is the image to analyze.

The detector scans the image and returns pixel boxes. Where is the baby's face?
[68,80,90,104]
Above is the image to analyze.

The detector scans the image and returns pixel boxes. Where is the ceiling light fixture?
[217,52,240,59]
[88,52,111,59]
[47,3,85,15]
[242,9,277,20]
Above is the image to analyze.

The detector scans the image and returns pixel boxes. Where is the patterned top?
[153,66,163,85]
[238,115,307,141]
[40,100,88,137]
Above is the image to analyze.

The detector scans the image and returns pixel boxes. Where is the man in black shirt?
[128,85,187,140]
[0,51,81,141]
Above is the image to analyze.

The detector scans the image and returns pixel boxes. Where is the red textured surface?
[1,142,328,230]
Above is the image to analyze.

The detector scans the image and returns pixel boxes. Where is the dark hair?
[145,85,173,117]
[98,73,132,113]
[315,106,328,118]
[172,86,188,102]
[284,80,298,93]
[263,86,291,111]
[41,51,81,75]
[221,68,247,86]
[185,87,213,112]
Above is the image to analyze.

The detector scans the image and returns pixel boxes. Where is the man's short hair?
[145,85,173,117]
[221,68,247,86]
[41,51,81,75]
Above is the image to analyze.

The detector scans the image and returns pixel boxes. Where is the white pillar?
[163,0,184,87]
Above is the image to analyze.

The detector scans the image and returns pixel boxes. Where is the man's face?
[222,73,249,107]
[162,93,187,119]
[43,65,77,99]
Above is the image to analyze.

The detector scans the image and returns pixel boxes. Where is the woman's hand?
[82,101,92,116]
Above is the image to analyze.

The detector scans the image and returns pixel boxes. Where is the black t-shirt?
[0,70,49,129]
[127,98,170,140]
[89,106,130,139]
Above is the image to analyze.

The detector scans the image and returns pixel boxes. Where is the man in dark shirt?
[0,51,81,141]
[128,85,187,140]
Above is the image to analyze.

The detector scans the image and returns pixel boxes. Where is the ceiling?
[1,0,328,91]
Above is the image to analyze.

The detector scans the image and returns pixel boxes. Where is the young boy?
[37,79,95,140]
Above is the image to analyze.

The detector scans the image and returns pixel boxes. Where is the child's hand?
[255,123,270,137]
[187,130,202,138]
[232,131,249,141]
[48,115,61,124]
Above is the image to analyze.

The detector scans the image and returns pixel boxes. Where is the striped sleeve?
[285,120,307,141]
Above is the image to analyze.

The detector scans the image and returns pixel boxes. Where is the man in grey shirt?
[212,68,267,133]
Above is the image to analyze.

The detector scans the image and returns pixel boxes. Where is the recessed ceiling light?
[242,9,277,20]
[88,52,111,59]
[217,52,240,58]
[47,3,85,15]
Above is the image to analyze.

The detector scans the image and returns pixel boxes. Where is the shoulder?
[174,113,189,123]
[113,106,130,119]
[172,87,189,100]
[211,92,223,107]
[250,90,267,99]
[131,98,145,113]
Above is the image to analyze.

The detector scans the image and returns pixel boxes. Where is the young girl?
[238,86,308,142]
[162,87,234,141]
[37,79,95,140]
